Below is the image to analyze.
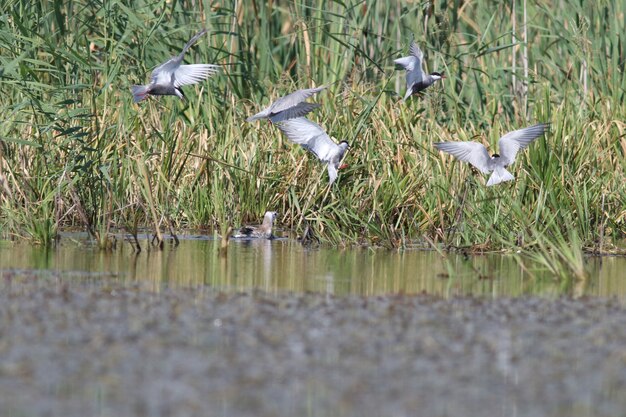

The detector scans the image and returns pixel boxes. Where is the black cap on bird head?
[492,153,500,158]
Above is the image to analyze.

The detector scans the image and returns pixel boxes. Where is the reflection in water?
[1,237,626,298]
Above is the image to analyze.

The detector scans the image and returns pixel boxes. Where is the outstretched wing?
[269,86,327,115]
[275,117,338,162]
[173,64,220,87]
[395,41,425,95]
[409,40,424,62]
[247,86,326,122]
[434,141,492,173]
[268,102,320,123]
[498,123,549,166]
[180,29,208,56]
[150,56,181,84]
[149,29,209,85]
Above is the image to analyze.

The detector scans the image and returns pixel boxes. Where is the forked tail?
[486,166,515,186]
[130,85,150,103]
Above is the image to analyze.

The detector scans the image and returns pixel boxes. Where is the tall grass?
[1,0,625,259]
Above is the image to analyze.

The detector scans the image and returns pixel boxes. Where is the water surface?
[1,235,625,298]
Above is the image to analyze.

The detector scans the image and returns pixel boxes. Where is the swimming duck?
[232,211,278,239]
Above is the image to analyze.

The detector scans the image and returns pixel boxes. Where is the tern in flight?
[394,40,445,101]
[275,117,349,185]
[131,29,219,102]
[434,123,550,186]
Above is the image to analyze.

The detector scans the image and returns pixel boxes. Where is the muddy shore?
[1,271,625,417]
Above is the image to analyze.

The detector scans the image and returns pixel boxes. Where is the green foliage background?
[1,0,625,255]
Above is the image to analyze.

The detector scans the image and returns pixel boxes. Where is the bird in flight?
[131,29,219,102]
[394,40,445,101]
[434,123,550,186]
[275,117,349,185]
[246,86,327,123]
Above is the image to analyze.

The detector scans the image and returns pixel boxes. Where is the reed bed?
[1,0,625,263]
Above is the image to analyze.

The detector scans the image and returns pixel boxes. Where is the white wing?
[498,123,549,166]
[173,64,219,87]
[434,141,492,174]
[276,117,338,162]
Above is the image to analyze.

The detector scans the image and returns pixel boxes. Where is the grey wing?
[246,108,270,122]
[406,63,424,90]
[409,41,424,61]
[407,41,425,86]
[394,56,424,95]
[149,29,209,84]
[180,29,208,56]
[276,117,337,162]
[150,56,181,84]
[269,86,327,114]
[173,64,220,87]
[498,123,549,165]
[434,141,492,173]
[268,102,320,123]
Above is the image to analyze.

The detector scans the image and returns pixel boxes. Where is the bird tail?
[487,167,515,186]
[401,89,413,102]
[327,164,339,185]
[130,85,150,103]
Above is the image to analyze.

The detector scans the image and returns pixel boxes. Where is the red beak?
[339,163,349,170]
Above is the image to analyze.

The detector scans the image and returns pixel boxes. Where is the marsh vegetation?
[1,1,625,264]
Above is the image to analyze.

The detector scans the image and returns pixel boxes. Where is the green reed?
[1,0,625,269]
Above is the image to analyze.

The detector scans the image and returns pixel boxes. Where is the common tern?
[246,86,327,123]
[131,29,219,102]
[275,117,349,185]
[434,123,550,186]
[394,40,444,101]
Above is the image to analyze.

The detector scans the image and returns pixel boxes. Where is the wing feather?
[498,123,549,165]
[149,30,212,86]
[395,41,426,94]
[409,41,424,61]
[268,86,327,114]
[180,29,208,56]
[268,102,320,123]
[275,117,338,162]
[173,64,219,87]
[434,141,492,174]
